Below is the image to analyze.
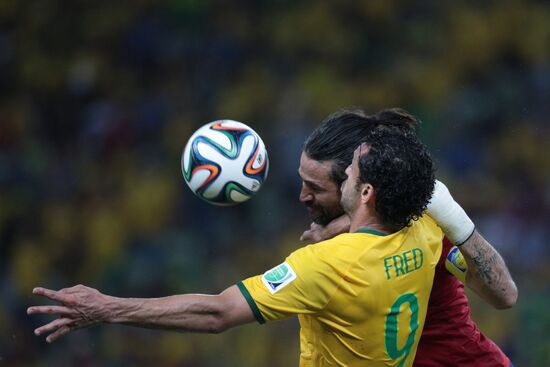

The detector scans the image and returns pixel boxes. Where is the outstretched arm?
[427,180,518,309]
[28,284,255,343]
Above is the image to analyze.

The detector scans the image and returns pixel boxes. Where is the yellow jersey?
[238,215,443,367]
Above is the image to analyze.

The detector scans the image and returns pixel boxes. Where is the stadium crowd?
[0,1,548,366]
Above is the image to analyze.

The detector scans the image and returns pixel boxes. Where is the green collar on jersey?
[353,228,389,236]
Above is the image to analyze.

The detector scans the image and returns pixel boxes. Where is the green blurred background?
[1,0,549,366]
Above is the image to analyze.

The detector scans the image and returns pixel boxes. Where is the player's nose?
[299,185,313,203]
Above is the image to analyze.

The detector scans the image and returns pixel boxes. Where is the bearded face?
[298,152,345,226]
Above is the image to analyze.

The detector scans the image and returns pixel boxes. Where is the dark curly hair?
[356,127,435,230]
[303,108,420,185]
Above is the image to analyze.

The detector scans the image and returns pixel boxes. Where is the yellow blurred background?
[1,1,548,366]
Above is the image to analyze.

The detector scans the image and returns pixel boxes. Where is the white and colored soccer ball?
[181,120,269,205]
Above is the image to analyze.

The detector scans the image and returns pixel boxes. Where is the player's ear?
[360,184,374,204]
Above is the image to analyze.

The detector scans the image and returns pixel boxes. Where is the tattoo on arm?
[469,243,499,286]
[460,231,517,308]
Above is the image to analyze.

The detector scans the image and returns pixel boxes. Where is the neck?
[349,213,394,235]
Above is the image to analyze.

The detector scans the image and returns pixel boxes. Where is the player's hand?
[27,284,111,343]
[300,215,351,242]
[300,222,328,242]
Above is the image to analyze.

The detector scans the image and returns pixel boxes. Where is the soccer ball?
[181,120,269,205]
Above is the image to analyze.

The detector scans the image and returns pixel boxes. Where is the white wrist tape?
[427,180,475,245]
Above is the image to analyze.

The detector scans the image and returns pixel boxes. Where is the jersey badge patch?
[447,246,467,272]
[261,262,297,294]
[445,246,468,283]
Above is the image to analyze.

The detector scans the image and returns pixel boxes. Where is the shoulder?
[411,214,444,243]
[417,213,440,230]
[294,233,368,257]
[288,234,367,272]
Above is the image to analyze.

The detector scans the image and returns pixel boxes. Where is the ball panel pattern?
[182,120,268,205]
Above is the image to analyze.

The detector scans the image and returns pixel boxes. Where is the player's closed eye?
[305,182,324,193]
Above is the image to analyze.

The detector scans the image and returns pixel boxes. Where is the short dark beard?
[311,205,345,226]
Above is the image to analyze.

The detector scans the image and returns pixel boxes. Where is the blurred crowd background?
[1,1,549,366]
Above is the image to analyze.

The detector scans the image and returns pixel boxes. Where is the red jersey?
[413,238,511,367]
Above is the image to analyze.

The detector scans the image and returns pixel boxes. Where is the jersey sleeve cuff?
[237,281,266,324]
